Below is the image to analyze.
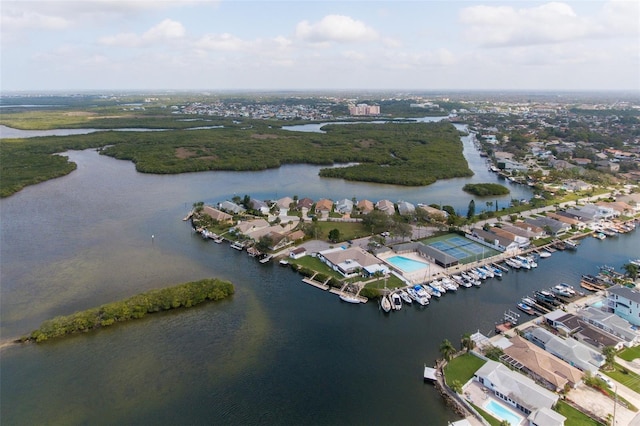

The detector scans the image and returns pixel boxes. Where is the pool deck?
[464,381,525,425]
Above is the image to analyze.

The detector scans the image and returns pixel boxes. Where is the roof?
[376,199,395,215]
[202,206,233,222]
[276,196,294,209]
[581,306,640,342]
[417,244,458,267]
[502,335,584,388]
[297,198,314,209]
[315,198,333,212]
[608,284,640,304]
[356,199,374,213]
[475,359,559,411]
[528,407,566,426]
[320,246,381,270]
[526,327,604,372]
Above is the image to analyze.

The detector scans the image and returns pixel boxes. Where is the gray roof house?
[525,217,571,237]
[397,200,415,216]
[607,285,640,327]
[580,306,640,347]
[375,199,395,215]
[524,326,604,373]
[219,200,246,214]
[473,360,562,422]
[335,198,354,214]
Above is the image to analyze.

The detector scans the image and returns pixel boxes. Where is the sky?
[1,0,639,92]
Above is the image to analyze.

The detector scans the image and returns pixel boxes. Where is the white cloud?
[295,15,378,43]
[99,19,185,47]
[1,6,70,32]
[195,33,251,52]
[460,2,592,47]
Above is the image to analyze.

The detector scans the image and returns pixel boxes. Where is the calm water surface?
[1,134,637,425]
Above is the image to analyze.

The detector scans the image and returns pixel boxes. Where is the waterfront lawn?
[444,353,486,387]
[554,401,603,426]
[288,256,342,279]
[619,346,640,362]
[363,274,405,289]
[468,403,504,426]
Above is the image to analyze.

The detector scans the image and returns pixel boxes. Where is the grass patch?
[444,353,486,387]
[364,274,405,290]
[619,346,640,362]
[288,256,343,279]
[555,400,603,426]
[314,221,370,241]
[605,364,640,398]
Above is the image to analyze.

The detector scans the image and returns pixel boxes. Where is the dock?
[424,365,438,382]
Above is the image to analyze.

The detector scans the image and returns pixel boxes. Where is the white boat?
[415,295,430,306]
[472,268,487,280]
[630,258,640,267]
[517,302,535,315]
[380,295,392,313]
[505,258,521,269]
[399,290,412,304]
[230,241,245,250]
[515,256,531,270]
[406,287,419,301]
[594,232,606,240]
[551,285,572,297]
[414,285,431,299]
[279,259,289,266]
[340,294,361,304]
[522,297,537,307]
[478,266,494,278]
[391,292,402,310]
[557,282,576,295]
[441,278,458,291]
[492,267,503,278]
[538,251,551,258]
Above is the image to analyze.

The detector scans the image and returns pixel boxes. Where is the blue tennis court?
[447,248,468,259]
[426,233,497,263]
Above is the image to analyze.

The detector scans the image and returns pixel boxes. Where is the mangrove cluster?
[24,278,234,343]
[462,183,510,196]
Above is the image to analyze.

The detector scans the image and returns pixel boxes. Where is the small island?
[23,278,234,343]
[462,183,510,196]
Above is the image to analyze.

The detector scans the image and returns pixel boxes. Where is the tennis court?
[426,234,497,263]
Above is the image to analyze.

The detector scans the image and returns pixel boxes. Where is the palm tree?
[440,339,456,362]
[460,333,475,352]
[602,346,617,371]
[623,263,638,280]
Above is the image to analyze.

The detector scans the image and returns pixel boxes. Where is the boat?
[441,278,458,291]
[538,251,551,258]
[630,258,640,267]
[340,294,361,304]
[213,236,224,243]
[515,256,531,270]
[505,258,521,269]
[472,268,487,280]
[525,256,538,268]
[580,274,611,291]
[522,297,537,307]
[564,240,578,250]
[517,302,535,315]
[230,241,245,250]
[415,294,430,306]
[594,232,606,240]
[556,282,576,295]
[534,290,557,304]
[478,266,494,278]
[399,289,412,304]
[380,295,392,313]
[429,281,445,294]
[391,292,402,310]
[491,267,503,278]
[551,285,572,298]
[406,287,419,301]
[414,285,431,299]
[279,259,289,266]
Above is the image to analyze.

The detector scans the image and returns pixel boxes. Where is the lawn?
[444,353,486,387]
[469,403,503,426]
[554,400,603,426]
[605,364,640,397]
[363,274,405,289]
[288,256,344,279]
[315,221,370,241]
[619,346,640,362]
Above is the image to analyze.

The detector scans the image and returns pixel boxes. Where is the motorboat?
[441,278,458,291]
[535,290,558,304]
[551,285,572,298]
[478,266,494,278]
[492,267,503,277]
[515,256,531,270]
[517,302,535,315]
[522,297,537,307]
[399,289,412,304]
[505,258,522,269]
[406,287,419,301]
[426,285,441,298]
[564,240,578,250]
[340,294,361,304]
[391,292,402,311]
[538,251,551,258]
[429,281,446,294]
[414,285,431,299]
[556,282,576,295]
[472,268,487,280]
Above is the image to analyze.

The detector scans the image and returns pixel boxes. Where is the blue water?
[386,255,429,273]
[484,399,523,425]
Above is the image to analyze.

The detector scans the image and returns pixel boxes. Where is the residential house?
[317,246,383,277]
[297,197,314,211]
[376,199,396,215]
[335,198,354,215]
[202,206,233,223]
[219,200,246,215]
[289,247,307,259]
[580,306,640,347]
[286,230,305,243]
[234,218,270,236]
[470,228,519,253]
[501,335,584,391]
[356,199,374,214]
[397,200,415,216]
[249,198,270,215]
[525,217,571,237]
[315,198,334,215]
[473,360,564,422]
[546,212,586,230]
[524,326,604,373]
[607,285,640,327]
[596,201,635,217]
[617,193,640,213]
[417,204,449,220]
[490,226,530,249]
[562,179,592,191]
[276,196,295,214]
[510,221,545,238]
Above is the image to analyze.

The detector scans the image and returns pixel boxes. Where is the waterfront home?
[375,199,395,215]
[396,200,415,216]
[489,226,530,249]
[501,335,584,391]
[596,200,635,217]
[234,218,270,235]
[546,212,586,230]
[297,197,314,211]
[276,196,295,214]
[219,200,246,215]
[417,204,449,220]
[617,193,640,213]
[356,199,374,214]
[315,199,334,215]
[249,198,270,215]
[286,230,305,243]
[473,360,564,423]
[606,285,640,327]
[561,179,592,191]
[335,198,354,215]
[289,247,307,259]
[580,306,640,348]
[202,206,233,224]
[523,326,604,373]
[525,217,570,237]
[317,246,383,277]
[470,228,519,253]
[544,310,582,336]
[508,221,545,239]
[564,204,618,224]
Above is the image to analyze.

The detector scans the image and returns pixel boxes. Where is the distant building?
[348,103,380,116]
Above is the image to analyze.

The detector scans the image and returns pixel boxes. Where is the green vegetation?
[554,401,603,426]
[443,352,486,387]
[1,119,471,197]
[463,183,510,196]
[25,278,234,343]
[606,363,640,395]
[619,346,640,362]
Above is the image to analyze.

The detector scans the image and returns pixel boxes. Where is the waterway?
[1,130,637,424]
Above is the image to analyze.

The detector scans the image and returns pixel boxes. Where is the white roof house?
[474,360,561,420]
[525,327,604,373]
[335,198,354,214]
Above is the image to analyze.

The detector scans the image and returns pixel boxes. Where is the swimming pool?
[483,399,523,425]
[386,256,429,273]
